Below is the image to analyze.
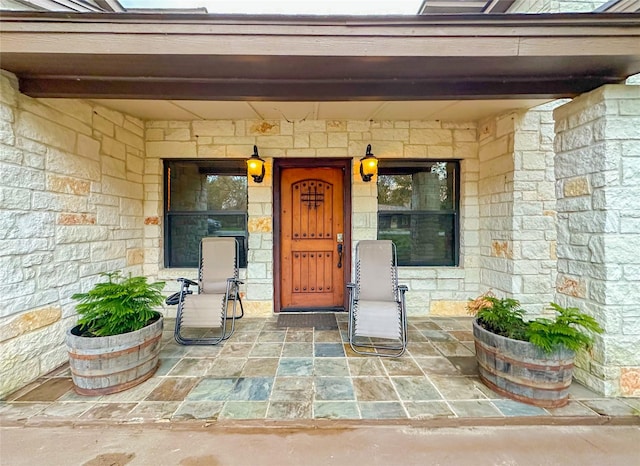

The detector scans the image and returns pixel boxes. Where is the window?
[164,160,248,268]
[377,160,459,266]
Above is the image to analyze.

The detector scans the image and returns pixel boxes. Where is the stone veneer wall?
[143,119,482,317]
[0,71,146,397]
[477,107,558,313]
[508,0,608,13]
[554,84,640,396]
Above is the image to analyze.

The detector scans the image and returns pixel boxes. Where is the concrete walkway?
[2,424,639,465]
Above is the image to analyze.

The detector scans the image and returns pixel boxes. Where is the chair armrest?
[177,277,198,287]
[398,285,408,293]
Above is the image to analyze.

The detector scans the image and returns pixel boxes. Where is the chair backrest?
[355,240,397,302]
[199,237,238,294]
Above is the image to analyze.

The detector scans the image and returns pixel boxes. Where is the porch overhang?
[1,12,639,102]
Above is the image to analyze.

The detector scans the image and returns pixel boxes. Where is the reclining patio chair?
[174,237,244,345]
[347,240,408,357]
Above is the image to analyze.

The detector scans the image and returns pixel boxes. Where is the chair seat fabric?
[354,300,402,339]
[181,294,224,328]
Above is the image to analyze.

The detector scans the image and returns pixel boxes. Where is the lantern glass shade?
[246,145,265,183]
[359,144,378,182]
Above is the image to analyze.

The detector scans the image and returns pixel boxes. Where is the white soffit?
[89,98,551,122]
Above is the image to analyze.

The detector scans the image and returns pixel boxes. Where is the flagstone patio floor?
[2,315,639,425]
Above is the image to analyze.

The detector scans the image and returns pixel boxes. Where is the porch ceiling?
[1,12,639,121]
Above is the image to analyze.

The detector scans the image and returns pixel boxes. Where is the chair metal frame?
[174,237,244,345]
[347,240,408,357]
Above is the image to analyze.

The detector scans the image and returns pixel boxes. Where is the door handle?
[337,243,343,269]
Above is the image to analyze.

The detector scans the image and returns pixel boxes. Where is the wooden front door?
[279,166,347,310]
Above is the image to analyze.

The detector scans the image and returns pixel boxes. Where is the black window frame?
[377,159,460,267]
[163,159,249,268]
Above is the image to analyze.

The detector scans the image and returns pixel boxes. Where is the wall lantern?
[359,144,378,182]
[246,145,265,183]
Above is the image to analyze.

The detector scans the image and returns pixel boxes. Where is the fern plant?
[527,303,603,353]
[468,293,604,353]
[72,271,165,337]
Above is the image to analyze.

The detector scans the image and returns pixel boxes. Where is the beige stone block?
[20,98,92,136]
[76,133,100,160]
[0,71,19,106]
[100,135,126,160]
[93,113,115,137]
[478,136,510,161]
[310,132,328,148]
[115,126,144,151]
[127,248,145,266]
[248,216,273,233]
[40,98,93,125]
[241,300,273,316]
[102,174,143,199]
[146,128,164,141]
[429,301,468,316]
[226,145,254,158]
[428,146,454,158]
[286,148,316,157]
[47,148,100,181]
[0,306,62,343]
[127,153,144,175]
[404,145,427,157]
[47,174,90,195]
[124,117,144,137]
[370,128,409,141]
[16,112,76,153]
[620,367,640,396]
[94,105,125,127]
[347,121,371,132]
[317,148,347,157]
[164,128,190,141]
[409,121,441,129]
[410,129,452,145]
[327,120,347,132]
[249,121,280,135]
[102,155,126,178]
[193,120,235,136]
[369,140,403,157]
[557,275,586,298]
[146,141,197,158]
[496,113,516,138]
[295,120,326,133]
[453,129,477,142]
[256,136,293,148]
[146,121,168,129]
[196,144,225,157]
[212,136,255,145]
[564,177,590,197]
[294,134,310,148]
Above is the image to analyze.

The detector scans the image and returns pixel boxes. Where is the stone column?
[554,84,640,396]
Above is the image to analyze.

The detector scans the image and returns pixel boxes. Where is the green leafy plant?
[467,292,603,353]
[72,271,165,337]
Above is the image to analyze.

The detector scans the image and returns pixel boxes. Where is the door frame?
[273,158,352,313]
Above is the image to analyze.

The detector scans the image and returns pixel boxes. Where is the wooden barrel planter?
[472,319,575,408]
[66,315,163,396]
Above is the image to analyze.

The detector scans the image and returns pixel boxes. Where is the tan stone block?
[47,174,90,195]
[241,300,273,316]
[491,241,513,259]
[403,145,427,157]
[564,177,590,197]
[557,275,586,298]
[429,301,468,316]
[164,128,190,141]
[620,367,640,396]
[127,248,145,266]
[193,120,235,136]
[144,216,160,225]
[327,120,347,131]
[115,126,144,151]
[248,216,273,233]
[0,71,19,106]
[197,144,226,157]
[77,133,100,160]
[146,141,197,158]
[102,155,126,178]
[317,148,347,157]
[428,146,454,158]
[16,112,76,153]
[57,213,96,225]
[20,98,92,136]
[249,121,280,135]
[40,98,93,125]
[100,135,126,159]
[94,105,125,126]
[47,148,101,181]
[127,153,144,175]
[409,128,452,145]
[93,113,114,137]
[146,128,164,141]
[256,136,293,148]
[346,121,370,132]
[124,117,144,137]
[0,306,61,343]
